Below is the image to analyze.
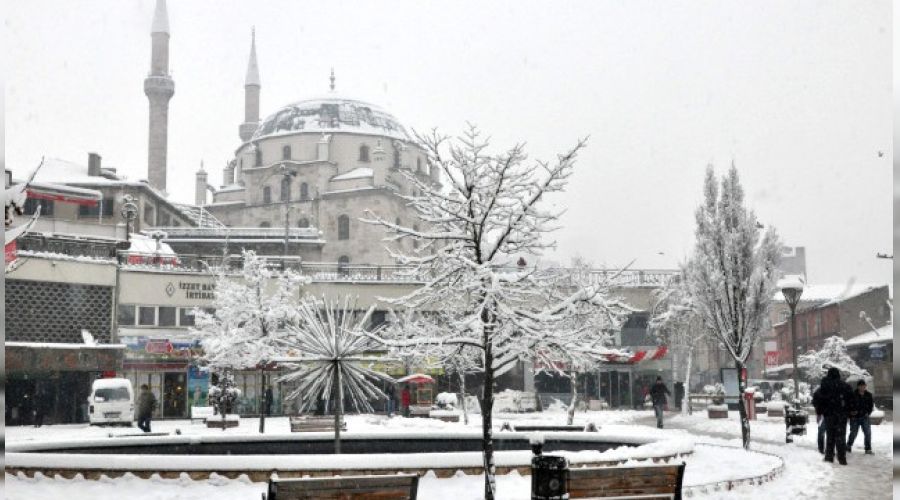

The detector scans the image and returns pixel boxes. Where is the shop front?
[5,342,125,426]
[120,334,205,419]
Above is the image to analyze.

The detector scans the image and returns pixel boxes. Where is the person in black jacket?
[811,385,826,454]
[649,376,671,429]
[812,367,853,464]
[846,380,874,454]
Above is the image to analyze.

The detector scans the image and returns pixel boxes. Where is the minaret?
[144,0,175,193]
[195,161,208,206]
[239,28,261,143]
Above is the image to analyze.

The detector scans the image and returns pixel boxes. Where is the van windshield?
[94,387,130,402]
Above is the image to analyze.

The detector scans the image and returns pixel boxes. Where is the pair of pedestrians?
[813,368,874,465]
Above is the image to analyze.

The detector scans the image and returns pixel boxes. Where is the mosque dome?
[251,95,411,142]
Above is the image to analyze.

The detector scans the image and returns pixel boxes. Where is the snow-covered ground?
[5,409,892,499]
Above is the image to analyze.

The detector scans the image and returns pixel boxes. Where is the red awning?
[27,188,99,206]
[396,373,434,384]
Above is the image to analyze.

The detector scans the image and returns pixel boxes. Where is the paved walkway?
[634,413,891,499]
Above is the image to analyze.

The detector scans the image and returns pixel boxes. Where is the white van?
[88,378,134,426]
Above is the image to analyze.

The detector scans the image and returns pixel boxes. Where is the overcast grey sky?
[6,1,892,285]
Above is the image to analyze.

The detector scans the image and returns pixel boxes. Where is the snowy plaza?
[5,406,893,499]
[4,0,894,499]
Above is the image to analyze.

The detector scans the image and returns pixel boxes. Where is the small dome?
[252,96,411,142]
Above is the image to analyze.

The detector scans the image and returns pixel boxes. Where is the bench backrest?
[267,474,419,500]
[568,463,685,500]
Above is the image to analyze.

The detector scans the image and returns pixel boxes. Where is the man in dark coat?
[649,376,671,429]
[812,367,853,464]
[846,380,874,454]
[812,385,826,454]
[136,384,158,433]
[385,383,396,417]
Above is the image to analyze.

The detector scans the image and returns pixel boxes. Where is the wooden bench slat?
[566,463,685,500]
[267,473,418,500]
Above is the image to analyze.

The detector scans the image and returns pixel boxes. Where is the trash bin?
[531,454,569,500]
[784,406,808,443]
[744,389,756,420]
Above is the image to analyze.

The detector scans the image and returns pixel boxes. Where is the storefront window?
[158,307,176,327]
[118,305,136,326]
[138,306,156,326]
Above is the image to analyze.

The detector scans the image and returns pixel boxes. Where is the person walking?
[812,385,826,454]
[136,384,158,433]
[33,385,49,428]
[813,367,853,464]
[385,383,396,417]
[401,385,411,418]
[847,380,874,455]
[650,376,671,429]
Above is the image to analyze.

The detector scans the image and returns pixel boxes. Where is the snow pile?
[494,389,538,413]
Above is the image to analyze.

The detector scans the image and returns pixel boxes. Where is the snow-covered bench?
[501,422,599,432]
[206,414,240,429]
[289,416,346,432]
[190,406,215,423]
[262,473,419,500]
[567,462,685,499]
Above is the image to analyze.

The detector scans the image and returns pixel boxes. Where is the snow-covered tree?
[649,262,710,414]
[191,250,307,433]
[363,126,617,499]
[274,296,393,453]
[685,165,781,450]
[798,335,870,384]
[207,371,241,431]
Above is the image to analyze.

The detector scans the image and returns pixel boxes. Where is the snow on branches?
[362,125,614,499]
[798,335,870,384]
[687,165,781,367]
[191,250,308,372]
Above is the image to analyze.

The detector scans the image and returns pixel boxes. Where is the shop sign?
[122,336,203,361]
[172,280,216,300]
[868,344,886,360]
[145,340,173,354]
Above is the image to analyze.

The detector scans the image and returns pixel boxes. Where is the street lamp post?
[779,276,804,404]
[119,194,138,243]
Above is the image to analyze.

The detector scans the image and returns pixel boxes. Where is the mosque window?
[393,148,401,169]
[262,186,272,204]
[338,214,350,240]
[282,145,291,160]
[300,182,309,201]
[413,224,420,249]
[338,255,350,276]
[280,176,291,201]
[260,221,271,228]
[255,149,263,167]
[416,158,422,173]
[298,218,310,228]
[359,145,370,162]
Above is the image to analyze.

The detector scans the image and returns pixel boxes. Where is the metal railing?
[118,253,678,286]
[149,226,321,239]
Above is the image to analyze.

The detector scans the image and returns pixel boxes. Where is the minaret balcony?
[143,76,175,98]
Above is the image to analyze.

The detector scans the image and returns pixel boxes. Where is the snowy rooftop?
[28,157,141,187]
[332,167,374,181]
[252,96,411,142]
[772,283,888,305]
[844,324,893,347]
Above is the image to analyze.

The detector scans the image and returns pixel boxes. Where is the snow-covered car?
[88,378,134,426]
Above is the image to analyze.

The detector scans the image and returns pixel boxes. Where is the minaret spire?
[145,0,175,192]
[239,27,262,143]
[330,68,335,92]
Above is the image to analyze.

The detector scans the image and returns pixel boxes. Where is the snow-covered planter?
[206,414,240,429]
[755,402,767,414]
[434,392,458,410]
[870,408,884,425]
[429,409,461,422]
[703,384,726,405]
[707,405,728,419]
[766,401,786,417]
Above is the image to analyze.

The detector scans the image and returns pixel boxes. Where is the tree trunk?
[459,369,469,426]
[334,365,343,454]
[682,346,693,415]
[258,369,267,434]
[481,317,496,500]
[567,371,578,426]
[735,359,750,450]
